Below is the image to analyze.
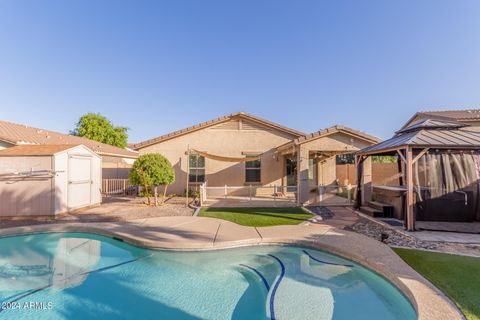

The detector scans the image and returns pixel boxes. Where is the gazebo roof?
[357,119,480,155]
[395,118,468,134]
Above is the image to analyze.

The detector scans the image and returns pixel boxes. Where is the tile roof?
[0,120,138,158]
[295,125,381,144]
[131,112,305,149]
[277,125,381,151]
[401,108,480,130]
[418,109,480,121]
[0,144,83,156]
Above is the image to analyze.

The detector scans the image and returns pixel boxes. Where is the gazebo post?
[405,147,415,231]
[362,156,372,206]
[354,155,363,209]
[354,154,372,208]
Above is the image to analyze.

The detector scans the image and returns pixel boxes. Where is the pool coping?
[0,218,465,320]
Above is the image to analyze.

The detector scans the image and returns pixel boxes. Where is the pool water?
[0,233,416,320]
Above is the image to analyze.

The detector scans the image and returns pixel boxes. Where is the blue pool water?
[0,233,416,320]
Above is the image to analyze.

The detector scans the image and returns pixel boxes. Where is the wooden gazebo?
[355,119,480,231]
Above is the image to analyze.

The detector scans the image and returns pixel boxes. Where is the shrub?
[129,153,175,205]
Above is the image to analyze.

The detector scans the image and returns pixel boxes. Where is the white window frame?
[189,154,205,183]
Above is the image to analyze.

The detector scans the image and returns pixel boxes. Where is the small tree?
[129,154,175,205]
[71,113,128,148]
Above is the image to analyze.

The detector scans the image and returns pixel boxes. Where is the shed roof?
[358,119,480,155]
[0,120,138,158]
[0,144,85,156]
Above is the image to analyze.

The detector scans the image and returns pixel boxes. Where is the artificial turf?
[394,247,480,320]
[198,207,313,227]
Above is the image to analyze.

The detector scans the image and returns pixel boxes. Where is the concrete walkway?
[305,206,359,228]
[0,216,464,320]
[412,230,480,244]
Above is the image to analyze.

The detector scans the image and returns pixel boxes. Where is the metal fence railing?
[317,184,355,206]
[102,179,133,195]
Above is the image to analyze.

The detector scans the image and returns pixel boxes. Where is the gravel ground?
[346,218,480,257]
[0,196,195,229]
[305,206,334,219]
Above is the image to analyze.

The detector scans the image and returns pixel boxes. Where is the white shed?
[0,144,101,218]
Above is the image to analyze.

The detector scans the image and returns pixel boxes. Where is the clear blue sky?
[1,0,480,143]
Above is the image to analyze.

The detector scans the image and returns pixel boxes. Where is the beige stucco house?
[132,112,380,205]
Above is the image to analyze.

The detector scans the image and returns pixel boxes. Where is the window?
[336,154,355,164]
[189,154,205,183]
[245,155,261,183]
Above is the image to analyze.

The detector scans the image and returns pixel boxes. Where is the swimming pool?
[0,232,416,319]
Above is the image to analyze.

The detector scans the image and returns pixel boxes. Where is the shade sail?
[191,149,262,162]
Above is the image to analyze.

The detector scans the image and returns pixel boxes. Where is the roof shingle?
[0,144,83,156]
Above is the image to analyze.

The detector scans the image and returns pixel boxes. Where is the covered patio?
[194,125,380,208]
[356,119,480,231]
[277,125,380,206]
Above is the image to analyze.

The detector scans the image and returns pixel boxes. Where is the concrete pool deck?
[0,216,464,320]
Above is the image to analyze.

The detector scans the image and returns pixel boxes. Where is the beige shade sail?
[191,149,262,162]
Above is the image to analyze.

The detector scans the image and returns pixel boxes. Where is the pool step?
[265,253,348,320]
[266,268,335,319]
[359,206,383,217]
[368,201,394,217]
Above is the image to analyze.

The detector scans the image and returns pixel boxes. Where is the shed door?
[68,155,92,209]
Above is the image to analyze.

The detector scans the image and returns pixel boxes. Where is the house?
[0,120,138,178]
[401,108,480,132]
[132,112,380,205]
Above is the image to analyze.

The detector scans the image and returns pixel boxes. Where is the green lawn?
[394,248,480,320]
[198,207,313,227]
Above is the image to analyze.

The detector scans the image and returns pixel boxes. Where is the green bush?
[129,153,175,205]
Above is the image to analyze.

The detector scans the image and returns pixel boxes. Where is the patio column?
[361,156,372,205]
[297,145,310,205]
[354,155,363,209]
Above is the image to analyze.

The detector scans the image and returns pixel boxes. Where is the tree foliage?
[71,113,128,148]
[129,154,175,205]
[372,155,398,164]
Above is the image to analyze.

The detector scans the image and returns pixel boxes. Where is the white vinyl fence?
[102,179,133,195]
[199,182,297,206]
